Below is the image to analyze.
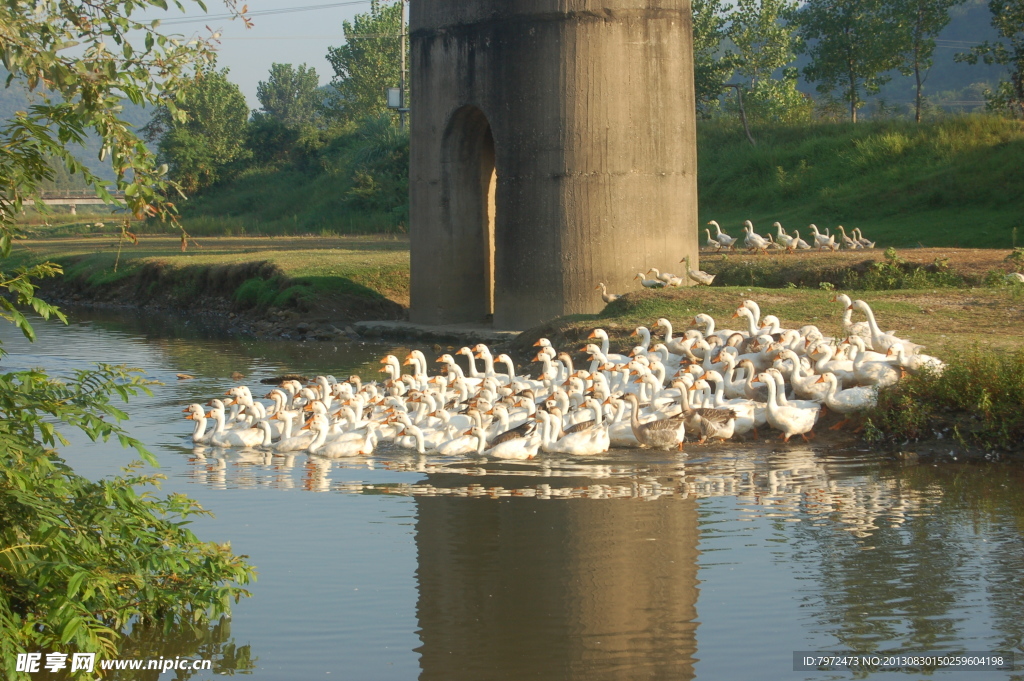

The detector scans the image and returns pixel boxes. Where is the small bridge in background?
[37,190,126,214]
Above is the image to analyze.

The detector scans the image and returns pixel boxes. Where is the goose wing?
[490,419,537,444]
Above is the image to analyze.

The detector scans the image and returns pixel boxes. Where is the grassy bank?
[8,235,411,316]
[21,116,1024,247]
[698,116,1024,249]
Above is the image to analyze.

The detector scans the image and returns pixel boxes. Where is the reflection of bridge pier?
[413,473,700,680]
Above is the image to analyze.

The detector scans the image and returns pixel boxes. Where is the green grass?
[698,115,1024,249]
[169,166,408,237]
[7,235,412,312]
[19,115,1024,249]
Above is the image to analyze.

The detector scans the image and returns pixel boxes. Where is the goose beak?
[731,311,739,318]
[224,390,233,396]
[184,414,194,420]
[587,330,598,338]
[847,305,854,310]
[886,347,895,356]
[205,411,214,418]
[829,295,837,302]
[182,406,192,413]
[815,375,827,383]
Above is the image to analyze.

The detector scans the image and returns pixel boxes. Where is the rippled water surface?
[4,310,1023,680]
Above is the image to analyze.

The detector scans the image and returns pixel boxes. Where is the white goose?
[595,282,621,304]
[756,372,820,443]
[183,404,212,443]
[790,229,812,250]
[815,373,877,430]
[849,299,922,354]
[681,255,715,286]
[887,344,945,376]
[306,414,377,457]
[634,272,666,289]
[773,222,796,252]
[709,220,737,250]
[742,220,770,254]
[207,405,266,448]
[809,224,837,251]
[268,411,317,452]
[837,225,860,250]
[853,228,875,248]
[538,412,610,456]
[704,228,722,251]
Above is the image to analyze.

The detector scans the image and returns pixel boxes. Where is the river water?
[3,310,1023,681]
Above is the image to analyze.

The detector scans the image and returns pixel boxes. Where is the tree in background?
[895,0,965,122]
[255,63,323,129]
[145,67,250,195]
[956,0,1024,118]
[692,0,735,117]
[325,0,404,124]
[798,0,906,122]
[727,0,812,122]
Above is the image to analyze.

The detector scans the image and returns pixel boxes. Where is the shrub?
[864,348,1024,451]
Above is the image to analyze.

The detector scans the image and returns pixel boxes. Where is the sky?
[151,0,383,109]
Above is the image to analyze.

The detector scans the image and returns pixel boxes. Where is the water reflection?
[178,444,940,540]
[47,617,254,681]
[8,310,1024,679]
[413,489,700,680]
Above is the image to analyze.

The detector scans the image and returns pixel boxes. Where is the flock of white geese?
[705,219,876,254]
[593,220,878,300]
[184,295,942,460]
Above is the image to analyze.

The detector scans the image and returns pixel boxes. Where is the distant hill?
[794,0,1008,114]
[0,68,152,185]
[873,0,1007,110]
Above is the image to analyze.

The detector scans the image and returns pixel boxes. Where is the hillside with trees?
[43,0,1019,239]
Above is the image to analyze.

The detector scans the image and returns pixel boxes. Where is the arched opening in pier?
[441,105,497,322]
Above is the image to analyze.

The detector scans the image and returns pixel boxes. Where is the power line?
[158,0,373,26]
[221,33,398,40]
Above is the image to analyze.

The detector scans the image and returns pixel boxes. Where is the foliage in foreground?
[1,1,256,675]
[0,364,255,677]
[864,348,1024,452]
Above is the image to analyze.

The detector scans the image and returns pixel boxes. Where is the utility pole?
[399,0,407,130]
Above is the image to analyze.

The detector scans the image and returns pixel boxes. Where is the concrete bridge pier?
[409,1,699,330]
